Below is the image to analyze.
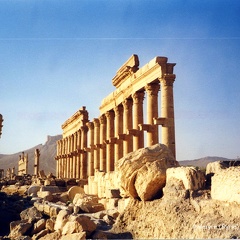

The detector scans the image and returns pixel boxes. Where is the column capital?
[99,114,107,124]
[105,110,115,119]
[93,118,100,127]
[160,74,176,86]
[81,125,89,133]
[145,82,160,96]
[86,121,94,130]
[132,91,145,104]
[122,98,133,110]
[114,104,123,116]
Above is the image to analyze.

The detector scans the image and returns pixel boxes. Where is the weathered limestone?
[18,152,28,175]
[55,55,177,201]
[115,143,179,201]
[34,149,40,176]
[165,166,205,191]
[211,167,240,204]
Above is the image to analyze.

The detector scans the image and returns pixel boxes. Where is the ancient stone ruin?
[18,152,29,175]
[55,55,177,197]
[1,55,240,239]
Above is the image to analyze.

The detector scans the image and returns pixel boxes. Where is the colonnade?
[55,55,176,179]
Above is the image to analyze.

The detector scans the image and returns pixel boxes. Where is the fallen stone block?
[115,144,179,201]
[211,167,240,204]
[165,166,205,191]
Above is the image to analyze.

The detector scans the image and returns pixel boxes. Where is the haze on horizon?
[0,0,240,161]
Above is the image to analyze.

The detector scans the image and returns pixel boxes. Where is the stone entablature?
[55,54,176,181]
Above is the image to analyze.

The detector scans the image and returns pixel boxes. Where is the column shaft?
[86,122,94,176]
[145,83,160,146]
[114,105,123,161]
[122,98,133,155]
[106,110,115,172]
[160,74,176,158]
[132,91,144,150]
[99,115,107,172]
[93,118,100,170]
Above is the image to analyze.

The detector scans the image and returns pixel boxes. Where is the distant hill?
[179,156,235,168]
[0,135,62,176]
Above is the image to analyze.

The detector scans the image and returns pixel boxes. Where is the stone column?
[99,114,107,172]
[93,118,100,170]
[145,82,160,146]
[70,135,74,178]
[132,91,145,151]
[66,137,70,179]
[34,149,40,176]
[80,126,88,179]
[160,74,176,158]
[73,132,78,178]
[76,130,81,179]
[114,104,123,161]
[122,98,133,155]
[86,122,94,176]
[105,110,115,172]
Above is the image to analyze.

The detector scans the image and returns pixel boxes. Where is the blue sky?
[0,0,240,160]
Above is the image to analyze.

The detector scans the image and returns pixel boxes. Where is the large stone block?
[165,166,205,191]
[211,167,240,204]
[115,144,179,201]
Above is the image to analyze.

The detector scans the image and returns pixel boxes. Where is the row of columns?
[56,75,175,179]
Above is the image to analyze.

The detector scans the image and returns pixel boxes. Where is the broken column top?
[112,54,139,88]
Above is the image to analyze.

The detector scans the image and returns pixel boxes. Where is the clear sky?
[0,0,240,160]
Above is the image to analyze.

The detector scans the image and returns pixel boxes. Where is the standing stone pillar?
[67,137,70,179]
[76,130,81,178]
[70,135,74,178]
[105,110,115,172]
[160,74,176,158]
[80,126,88,179]
[114,105,123,161]
[86,122,94,176]
[122,98,133,155]
[73,132,78,178]
[99,114,107,172]
[132,91,145,151]
[34,149,40,176]
[93,118,100,170]
[145,82,160,146]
